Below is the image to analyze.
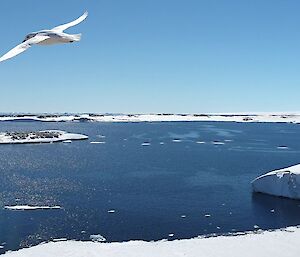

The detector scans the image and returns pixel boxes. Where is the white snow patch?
[4,205,61,210]
[4,226,300,257]
[252,163,300,199]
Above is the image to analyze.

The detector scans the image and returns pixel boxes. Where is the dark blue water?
[1,121,300,253]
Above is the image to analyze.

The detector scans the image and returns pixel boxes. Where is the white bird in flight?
[0,11,88,63]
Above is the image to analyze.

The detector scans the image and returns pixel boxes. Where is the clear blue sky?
[0,0,300,113]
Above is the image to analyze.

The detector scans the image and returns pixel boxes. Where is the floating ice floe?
[205,214,211,218]
[252,164,300,199]
[90,141,105,144]
[141,142,151,146]
[0,130,88,144]
[90,234,106,242]
[4,205,61,210]
[196,141,206,144]
[108,210,115,213]
[168,234,174,237]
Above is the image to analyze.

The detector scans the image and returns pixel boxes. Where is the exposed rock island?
[0,130,88,144]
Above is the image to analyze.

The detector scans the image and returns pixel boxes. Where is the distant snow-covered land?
[0,130,88,144]
[3,226,300,257]
[1,113,300,123]
[252,163,300,199]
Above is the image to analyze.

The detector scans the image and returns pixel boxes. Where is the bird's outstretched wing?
[52,11,88,32]
[0,35,50,62]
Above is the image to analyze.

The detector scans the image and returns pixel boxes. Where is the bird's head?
[22,33,37,43]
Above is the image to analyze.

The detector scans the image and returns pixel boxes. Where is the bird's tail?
[70,33,82,42]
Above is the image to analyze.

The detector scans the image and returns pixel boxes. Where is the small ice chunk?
[254,225,260,229]
[90,234,106,242]
[270,209,275,213]
[53,238,67,242]
[63,140,72,143]
[90,141,105,144]
[181,215,186,218]
[141,142,151,146]
[160,142,165,145]
[205,214,211,218]
[196,141,205,144]
[212,141,225,145]
[172,139,182,142]
[277,146,289,149]
[108,210,115,213]
[168,234,174,237]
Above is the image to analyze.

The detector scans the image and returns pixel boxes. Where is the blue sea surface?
[0,121,300,253]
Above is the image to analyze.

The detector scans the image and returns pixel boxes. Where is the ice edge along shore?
[3,226,300,257]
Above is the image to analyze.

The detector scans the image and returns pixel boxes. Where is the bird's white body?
[0,11,88,62]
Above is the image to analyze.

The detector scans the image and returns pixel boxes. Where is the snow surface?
[0,130,88,144]
[3,226,300,257]
[5,205,61,210]
[1,113,300,123]
[252,164,300,199]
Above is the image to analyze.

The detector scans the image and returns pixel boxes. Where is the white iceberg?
[252,164,300,199]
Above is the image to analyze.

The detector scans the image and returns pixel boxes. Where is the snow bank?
[0,130,88,144]
[3,227,300,257]
[4,205,61,210]
[252,164,300,199]
[1,113,300,123]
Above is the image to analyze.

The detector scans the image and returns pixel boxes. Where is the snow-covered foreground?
[1,113,300,123]
[252,164,300,199]
[3,227,300,257]
[0,130,88,144]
